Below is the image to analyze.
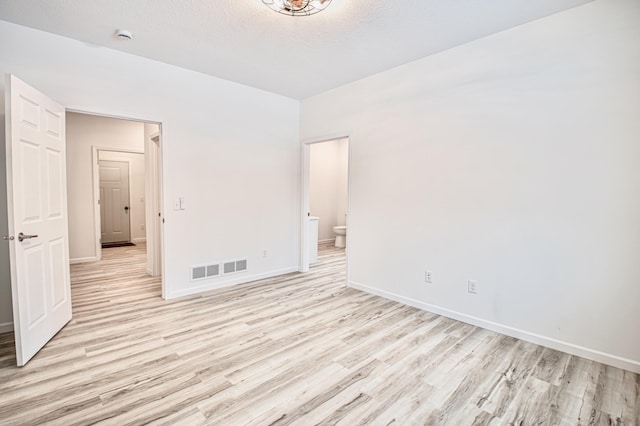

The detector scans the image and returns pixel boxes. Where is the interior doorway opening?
[2,75,166,366]
[67,111,164,290]
[98,155,139,247]
[301,136,351,285]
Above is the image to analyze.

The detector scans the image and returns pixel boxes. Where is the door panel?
[20,140,42,222]
[5,74,72,366]
[99,160,131,244]
[49,238,68,309]
[46,148,64,219]
[23,245,46,328]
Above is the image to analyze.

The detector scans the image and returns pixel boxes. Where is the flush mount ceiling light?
[262,0,332,16]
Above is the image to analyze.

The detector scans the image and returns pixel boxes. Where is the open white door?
[4,74,71,366]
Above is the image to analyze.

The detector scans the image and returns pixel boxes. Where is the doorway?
[2,75,165,366]
[99,159,133,246]
[301,136,351,283]
[67,111,164,287]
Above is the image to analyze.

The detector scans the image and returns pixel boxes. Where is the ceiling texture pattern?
[0,0,593,99]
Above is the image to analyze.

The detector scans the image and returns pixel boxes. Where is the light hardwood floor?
[0,242,638,425]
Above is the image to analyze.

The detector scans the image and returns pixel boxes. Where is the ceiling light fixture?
[262,0,332,16]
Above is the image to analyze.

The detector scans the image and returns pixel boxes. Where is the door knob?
[18,232,38,242]
[124,206,129,211]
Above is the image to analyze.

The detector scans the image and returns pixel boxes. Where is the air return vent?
[192,259,246,280]
[223,259,248,275]
[192,266,206,280]
[192,263,221,281]
[207,264,220,277]
[236,260,247,272]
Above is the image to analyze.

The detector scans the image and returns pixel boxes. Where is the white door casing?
[5,74,72,366]
[146,133,162,277]
[99,160,131,244]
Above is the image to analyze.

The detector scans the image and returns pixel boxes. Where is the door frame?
[146,131,163,278]
[93,150,139,250]
[300,134,352,284]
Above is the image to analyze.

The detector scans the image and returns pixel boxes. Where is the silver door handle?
[18,232,38,242]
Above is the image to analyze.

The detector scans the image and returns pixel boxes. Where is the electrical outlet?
[141,224,145,231]
[468,280,478,294]
[262,249,268,258]
[425,270,433,283]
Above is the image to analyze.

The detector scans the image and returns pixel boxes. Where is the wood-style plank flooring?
[0,242,638,425]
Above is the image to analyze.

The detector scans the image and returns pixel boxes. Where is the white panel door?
[99,160,131,244]
[4,74,71,366]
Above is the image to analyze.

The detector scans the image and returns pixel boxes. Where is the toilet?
[333,225,347,248]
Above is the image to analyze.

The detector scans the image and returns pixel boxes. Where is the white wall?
[309,138,348,241]
[98,150,146,243]
[301,0,640,372]
[0,20,300,301]
[66,112,145,261]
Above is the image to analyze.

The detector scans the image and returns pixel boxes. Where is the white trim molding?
[348,280,640,374]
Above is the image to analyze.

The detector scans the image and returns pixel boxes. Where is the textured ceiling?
[0,0,593,99]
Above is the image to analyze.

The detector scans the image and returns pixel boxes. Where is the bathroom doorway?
[300,136,350,284]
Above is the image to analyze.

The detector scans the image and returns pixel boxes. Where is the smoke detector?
[115,30,133,41]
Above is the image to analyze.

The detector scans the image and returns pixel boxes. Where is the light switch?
[173,199,181,210]
[179,197,185,210]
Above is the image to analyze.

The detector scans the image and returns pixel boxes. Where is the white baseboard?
[70,256,98,265]
[0,322,13,334]
[132,238,147,243]
[348,280,640,374]
[166,267,300,300]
